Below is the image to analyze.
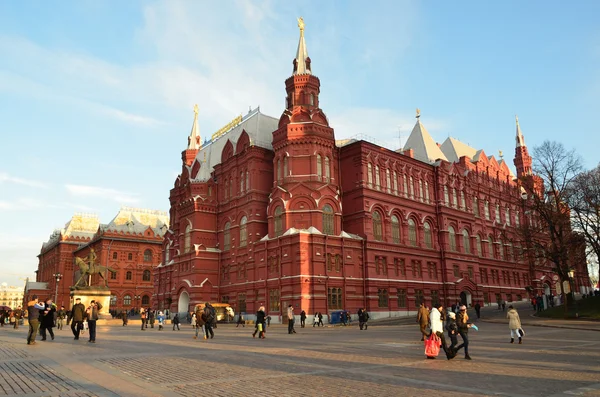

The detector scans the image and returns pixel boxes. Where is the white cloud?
[65,184,140,204]
[0,172,47,188]
[0,198,61,211]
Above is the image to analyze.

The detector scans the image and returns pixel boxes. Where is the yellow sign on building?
[211,115,243,141]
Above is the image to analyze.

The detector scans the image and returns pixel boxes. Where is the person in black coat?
[40,299,56,341]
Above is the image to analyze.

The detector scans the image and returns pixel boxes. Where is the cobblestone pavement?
[1,311,599,397]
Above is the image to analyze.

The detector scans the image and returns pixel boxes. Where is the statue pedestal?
[70,289,111,322]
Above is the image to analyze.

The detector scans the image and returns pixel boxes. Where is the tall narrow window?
[239,216,248,247]
[460,191,465,209]
[112,252,118,260]
[323,205,334,235]
[316,154,322,178]
[142,270,151,281]
[505,207,510,226]
[184,224,191,253]
[462,229,471,254]
[498,239,504,260]
[223,222,231,251]
[473,197,480,217]
[495,203,501,223]
[515,210,520,226]
[452,188,458,208]
[476,235,482,257]
[126,271,132,280]
[325,157,330,181]
[408,219,417,246]
[225,180,229,199]
[240,171,244,193]
[488,236,494,258]
[397,289,407,308]
[485,201,490,220]
[367,163,373,187]
[274,207,283,237]
[403,175,408,197]
[310,93,315,105]
[372,211,383,241]
[425,181,430,203]
[246,171,250,191]
[448,226,457,251]
[410,176,414,198]
[143,249,152,262]
[444,186,449,205]
[375,166,380,189]
[424,222,433,248]
[419,180,424,202]
[393,171,398,195]
[283,157,288,179]
[378,289,389,308]
[277,159,282,181]
[386,169,391,193]
[229,177,233,197]
[391,215,400,244]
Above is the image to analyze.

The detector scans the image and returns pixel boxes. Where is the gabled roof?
[102,207,169,237]
[402,119,448,163]
[440,137,478,163]
[189,107,278,182]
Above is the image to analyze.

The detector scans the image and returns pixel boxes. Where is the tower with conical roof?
[513,115,532,178]
[182,104,202,166]
[269,17,340,236]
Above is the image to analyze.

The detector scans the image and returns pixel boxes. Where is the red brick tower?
[269,18,341,236]
[513,115,532,178]
[182,104,201,166]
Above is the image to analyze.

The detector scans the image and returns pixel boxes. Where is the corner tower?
[269,18,341,236]
[513,115,532,178]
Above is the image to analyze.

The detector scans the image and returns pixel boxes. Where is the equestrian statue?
[73,248,117,289]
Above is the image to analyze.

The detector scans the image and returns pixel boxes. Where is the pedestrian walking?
[474,301,481,319]
[506,305,523,344]
[86,300,100,343]
[122,309,128,326]
[428,302,449,359]
[456,305,472,360]
[253,306,266,339]
[300,310,306,328]
[444,312,460,359]
[157,311,166,330]
[417,302,430,341]
[140,308,147,330]
[13,306,23,330]
[236,313,245,327]
[202,303,214,339]
[26,296,45,345]
[148,310,155,329]
[358,308,369,330]
[287,305,296,334]
[70,298,86,340]
[172,313,181,330]
[40,299,56,341]
[56,306,66,330]
[193,307,205,339]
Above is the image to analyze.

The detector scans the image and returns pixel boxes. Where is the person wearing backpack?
[202,303,214,339]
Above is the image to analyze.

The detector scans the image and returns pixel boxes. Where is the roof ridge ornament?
[293,17,311,75]
[416,108,421,119]
[298,17,305,36]
[188,104,201,150]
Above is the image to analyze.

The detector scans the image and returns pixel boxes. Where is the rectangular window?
[328,287,343,310]
[430,290,439,305]
[238,294,246,313]
[381,257,387,275]
[419,180,424,202]
[425,181,430,203]
[399,259,406,276]
[414,289,424,307]
[269,289,280,312]
[467,266,474,280]
[412,260,422,278]
[394,258,399,276]
[397,288,407,308]
[378,289,389,308]
[453,264,460,277]
[481,268,488,283]
[393,171,398,195]
[483,292,489,304]
[110,271,117,280]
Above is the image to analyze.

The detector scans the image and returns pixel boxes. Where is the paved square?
[1,306,599,397]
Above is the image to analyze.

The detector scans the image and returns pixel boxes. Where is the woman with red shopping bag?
[426,302,449,359]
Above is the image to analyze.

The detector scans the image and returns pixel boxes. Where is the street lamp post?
[568,269,578,318]
[53,273,62,303]
[135,295,141,313]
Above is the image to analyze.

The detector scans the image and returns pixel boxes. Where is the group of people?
[0,307,24,329]
[192,303,217,340]
[418,301,524,360]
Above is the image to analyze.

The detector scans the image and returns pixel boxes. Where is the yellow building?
[0,283,25,309]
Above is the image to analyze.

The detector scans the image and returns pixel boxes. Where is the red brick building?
[35,208,168,310]
[156,23,587,322]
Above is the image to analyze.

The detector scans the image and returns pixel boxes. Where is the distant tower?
[513,115,532,178]
[182,104,202,166]
[269,18,340,236]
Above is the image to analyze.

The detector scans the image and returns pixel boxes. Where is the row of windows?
[108,270,152,281]
[443,190,521,227]
[480,268,529,286]
[367,164,431,203]
[223,170,250,200]
[109,294,150,306]
[372,212,433,248]
[110,250,153,262]
[276,154,331,183]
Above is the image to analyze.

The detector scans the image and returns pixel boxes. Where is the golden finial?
[416,108,421,119]
[499,150,504,159]
[193,104,199,116]
[515,114,519,123]
[297,17,305,35]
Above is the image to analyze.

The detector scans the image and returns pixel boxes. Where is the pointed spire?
[293,17,311,75]
[188,104,201,150]
[515,115,525,148]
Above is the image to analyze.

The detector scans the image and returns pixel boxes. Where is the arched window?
[112,252,117,260]
[495,203,501,223]
[239,216,248,247]
[444,186,449,205]
[322,205,334,235]
[316,154,322,177]
[246,171,250,190]
[393,171,398,195]
[165,245,170,263]
[124,295,132,306]
[144,249,152,262]
[408,219,417,246]
[424,222,433,248]
[386,169,391,193]
[224,222,231,251]
[488,236,494,258]
[375,166,380,189]
[448,226,457,251]
[325,157,330,181]
[274,207,283,237]
[462,229,471,254]
[128,253,133,261]
[476,235,482,257]
[126,271,132,280]
[184,224,191,253]
[372,211,383,241]
[473,197,480,217]
[142,270,151,281]
[141,295,150,305]
[367,163,373,187]
[391,215,400,244]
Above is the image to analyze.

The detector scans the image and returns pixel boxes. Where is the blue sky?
[1,0,599,287]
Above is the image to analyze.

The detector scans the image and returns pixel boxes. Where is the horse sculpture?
[74,254,117,288]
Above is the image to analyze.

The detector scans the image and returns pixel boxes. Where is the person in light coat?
[506,305,523,344]
[428,302,449,358]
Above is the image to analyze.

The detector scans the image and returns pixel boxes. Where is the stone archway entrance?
[178,291,190,315]
[460,291,472,307]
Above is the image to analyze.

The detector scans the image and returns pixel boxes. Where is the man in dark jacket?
[56,306,66,330]
[40,299,56,341]
[202,303,214,339]
[70,298,86,340]
[13,306,23,330]
[300,310,306,328]
[87,300,99,343]
[27,295,45,345]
